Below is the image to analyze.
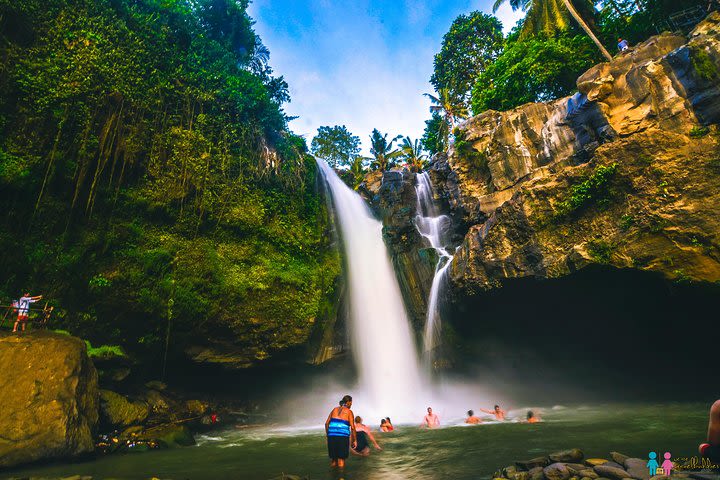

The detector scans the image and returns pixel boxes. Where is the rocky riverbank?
[493,448,719,480]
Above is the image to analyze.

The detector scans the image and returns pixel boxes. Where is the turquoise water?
[5,403,709,480]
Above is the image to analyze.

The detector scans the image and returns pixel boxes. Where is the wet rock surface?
[0,332,99,468]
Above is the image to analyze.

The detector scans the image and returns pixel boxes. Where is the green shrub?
[691,47,720,82]
[587,239,614,264]
[689,126,710,138]
[619,214,636,232]
[555,163,618,218]
[84,340,126,359]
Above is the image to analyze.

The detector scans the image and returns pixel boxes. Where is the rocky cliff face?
[428,13,720,296]
[360,170,437,328]
[0,332,99,468]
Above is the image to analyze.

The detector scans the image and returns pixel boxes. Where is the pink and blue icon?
[648,452,673,476]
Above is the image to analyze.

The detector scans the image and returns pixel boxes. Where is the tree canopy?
[310,125,361,168]
[430,12,504,104]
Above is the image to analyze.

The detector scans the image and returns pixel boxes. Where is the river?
[5,402,709,480]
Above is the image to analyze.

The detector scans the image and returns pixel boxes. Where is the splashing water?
[414,172,454,353]
[316,160,424,421]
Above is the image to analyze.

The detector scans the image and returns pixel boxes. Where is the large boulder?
[0,332,99,467]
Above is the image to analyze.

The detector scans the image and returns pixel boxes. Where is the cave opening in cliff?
[445,266,720,403]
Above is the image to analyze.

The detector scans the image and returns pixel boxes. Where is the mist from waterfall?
[316,160,425,420]
[414,172,454,353]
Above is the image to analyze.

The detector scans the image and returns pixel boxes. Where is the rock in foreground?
[0,332,99,468]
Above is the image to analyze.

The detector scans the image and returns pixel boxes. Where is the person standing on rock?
[422,407,440,428]
[13,292,42,332]
[325,395,356,469]
[480,405,507,421]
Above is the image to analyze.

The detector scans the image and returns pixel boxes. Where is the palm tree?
[400,137,428,172]
[349,155,369,189]
[424,88,468,129]
[369,129,402,171]
[493,0,613,61]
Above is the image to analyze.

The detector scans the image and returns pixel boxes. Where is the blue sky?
[248,1,524,155]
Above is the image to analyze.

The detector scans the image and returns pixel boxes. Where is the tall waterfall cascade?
[414,172,454,353]
[316,160,424,418]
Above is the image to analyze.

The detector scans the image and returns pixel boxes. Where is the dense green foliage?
[555,163,618,217]
[421,113,448,156]
[310,125,361,168]
[471,33,601,112]
[369,129,402,171]
[431,12,504,104]
[0,0,339,372]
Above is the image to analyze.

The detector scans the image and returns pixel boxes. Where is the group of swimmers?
[324,396,541,468]
[326,396,720,469]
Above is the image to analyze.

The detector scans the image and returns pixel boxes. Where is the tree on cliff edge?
[311,125,361,168]
[493,0,613,60]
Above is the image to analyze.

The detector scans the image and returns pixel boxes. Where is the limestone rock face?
[0,332,99,468]
[361,169,436,327]
[431,13,720,293]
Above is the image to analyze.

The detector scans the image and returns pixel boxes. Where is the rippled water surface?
[5,403,709,480]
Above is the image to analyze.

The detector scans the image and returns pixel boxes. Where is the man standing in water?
[325,395,357,468]
[423,407,440,428]
[480,405,507,421]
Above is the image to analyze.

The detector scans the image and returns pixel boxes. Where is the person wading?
[325,395,357,468]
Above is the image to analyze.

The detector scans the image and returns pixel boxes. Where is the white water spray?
[316,160,424,420]
[414,172,454,353]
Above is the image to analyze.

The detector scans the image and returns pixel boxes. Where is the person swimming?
[380,419,389,432]
[422,407,440,428]
[466,410,482,424]
[385,417,394,431]
[699,399,720,463]
[325,395,356,468]
[352,416,382,456]
[526,410,541,423]
[480,405,507,421]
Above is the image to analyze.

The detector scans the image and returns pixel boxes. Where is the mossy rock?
[141,424,196,448]
[99,389,149,428]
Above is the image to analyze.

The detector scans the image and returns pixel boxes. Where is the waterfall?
[316,160,424,419]
[414,172,454,353]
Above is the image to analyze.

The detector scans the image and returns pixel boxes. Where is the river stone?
[578,469,600,479]
[602,462,626,470]
[513,472,531,480]
[518,457,551,469]
[587,459,612,466]
[529,466,545,480]
[545,463,572,480]
[594,465,632,480]
[612,453,631,465]
[624,458,651,480]
[0,332,99,468]
[568,464,590,473]
[550,449,585,463]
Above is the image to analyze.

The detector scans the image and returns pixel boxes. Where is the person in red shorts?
[13,292,42,332]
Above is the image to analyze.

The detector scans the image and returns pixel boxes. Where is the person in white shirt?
[13,292,42,332]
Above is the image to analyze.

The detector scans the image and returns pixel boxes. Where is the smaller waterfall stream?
[414,172,454,353]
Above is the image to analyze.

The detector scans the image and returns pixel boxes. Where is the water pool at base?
[5,403,711,480]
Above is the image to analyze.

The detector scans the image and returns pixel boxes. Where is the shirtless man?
[352,416,382,456]
[325,395,357,468]
[422,407,440,428]
[466,410,482,424]
[699,399,720,462]
[480,405,507,421]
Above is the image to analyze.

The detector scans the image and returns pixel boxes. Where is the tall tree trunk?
[561,0,613,61]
